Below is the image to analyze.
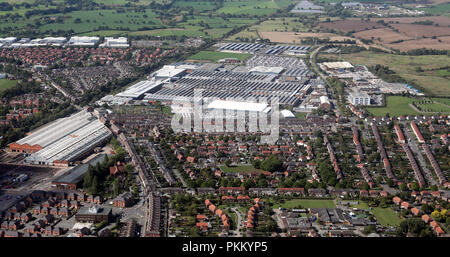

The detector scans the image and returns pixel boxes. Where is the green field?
[274,199,336,209]
[372,207,403,227]
[320,51,450,96]
[249,17,310,32]
[366,96,420,117]
[350,201,402,226]
[416,102,450,113]
[418,3,450,15]
[0,79,17,92]
[220,165,264,173]
[295,112,308,119]
[172,0,218,11]
[217,0,281,16]
[228,30,260,41]
[188,51,252,62]
[432,98,450,106]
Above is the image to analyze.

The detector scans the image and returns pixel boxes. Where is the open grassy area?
[432,98,450,106]
[371,207,403,227]
[220,165,264,173]
[188,51,251,62]
[366,96,420,117]
[295,112,308,119]
[0,79,17,92]
[274,199,336,209]
[320,51,450,96]
[0,1,271,39]
[418,3,450,15]
[350,201,402,226]
[416,102,450,113]
[217,0,281,16]
[250,17,310,32]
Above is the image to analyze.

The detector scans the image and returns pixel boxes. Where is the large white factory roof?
[322,62,353,69]
[116,80,163,99]
[0,37,17,43]
[207,100,272,113]
[349,90,370,98]
[99,37,129,48]
[280,109,295,118]
[16,110,111,165]
[153,65,186,78]
[68,36,99,46]
[320,95,330,105]
[250,66,284,74]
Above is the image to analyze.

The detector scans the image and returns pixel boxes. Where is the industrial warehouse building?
[52,154,108,190]
[348,91,371,106]
[9,110,111,166]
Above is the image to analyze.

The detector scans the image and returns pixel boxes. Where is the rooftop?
[207,100,272,113]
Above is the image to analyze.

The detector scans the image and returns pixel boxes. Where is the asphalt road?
[401,122,437,186]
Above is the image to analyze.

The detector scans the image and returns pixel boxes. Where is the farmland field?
[0,79,17,92]
[319,20,385,33]
[320,51,450,96]
[217,0,281,16]
[188,51,251,62]
[389,23,450,38]
[250,17,310,32]
[0,0,286,39]
[324,16,450,51]
[369,16,450,27]
[417,3,450,16]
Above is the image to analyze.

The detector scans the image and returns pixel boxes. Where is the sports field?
[351,201,402,226]
[274,199,336,209]
[366,96,420,117]
[372,207,403,227]
[188,51,251,62]
[219,165,264,173]
[0,79,17,92]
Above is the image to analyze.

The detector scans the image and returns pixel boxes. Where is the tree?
[399,183,408,191]
[260,155,283,172]
[91,176,99,195]
[112,178,120,197]
[363,224,376,235]
[224,159,231,167]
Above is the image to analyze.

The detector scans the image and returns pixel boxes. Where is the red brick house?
[400,201,411,209]
[393,196,402,205]
[411,207,420,216]
[113,192,133,208]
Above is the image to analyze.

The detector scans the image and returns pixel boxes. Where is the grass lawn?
[273,199,336,209]
[295,112,308,119]
[366,96,420,116]
[432,97,450,106]
[372,207,403,227]
[320,51,450,96]
[416,102,450,113]
[220,165,264,173]
[0,79,17,92]
[249,17,310,32]
[188,51,252,62]
[350,201,369,210]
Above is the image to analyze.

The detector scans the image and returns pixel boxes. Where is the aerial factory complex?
[0,0,448,240]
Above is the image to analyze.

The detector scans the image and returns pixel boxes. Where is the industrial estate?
[0,0,448,240]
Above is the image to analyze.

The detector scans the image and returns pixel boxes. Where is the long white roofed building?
[10,110,111,166]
